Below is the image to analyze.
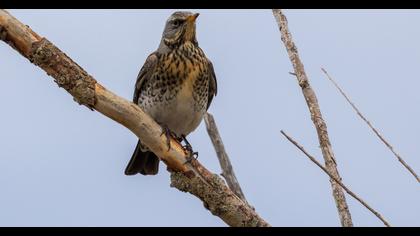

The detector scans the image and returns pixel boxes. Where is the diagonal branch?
[321,68,419,183]
[204,112,249,206]
[272,9,353,227]
[280,130,391,227]
[0,9,270,227]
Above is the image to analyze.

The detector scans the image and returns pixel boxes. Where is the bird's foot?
[181,135,193,152]
[181,135,199,164]
[160,125,177,151]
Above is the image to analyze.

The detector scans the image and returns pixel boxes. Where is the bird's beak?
[187,13,200,23]
[184,13,199,42]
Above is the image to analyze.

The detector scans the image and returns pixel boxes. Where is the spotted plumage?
[125,11,217,176]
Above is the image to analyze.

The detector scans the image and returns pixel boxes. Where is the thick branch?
[204,112,249,205]
[280,130,391,227]
[0,9,269,227]
[272,9,353,226]
[321,68,419,183]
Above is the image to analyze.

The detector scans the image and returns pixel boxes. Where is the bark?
[272,9,353,227]
[0,9,270,227]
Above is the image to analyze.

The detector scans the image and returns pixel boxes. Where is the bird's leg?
[160,124,178,151]
[181,135,199,164]
[181,134,193,152]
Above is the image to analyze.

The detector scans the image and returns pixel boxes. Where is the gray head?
[161,11,200,48]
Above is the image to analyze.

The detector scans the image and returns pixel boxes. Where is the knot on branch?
[30,38,97,109]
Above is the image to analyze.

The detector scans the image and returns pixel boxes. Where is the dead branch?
[204,112,249,206]
[321,68,419,183]
[280,130,391,227]
[272,9,353,226]
[0,9,270,227]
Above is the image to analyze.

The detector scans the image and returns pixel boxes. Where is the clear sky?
[0,9,419,227]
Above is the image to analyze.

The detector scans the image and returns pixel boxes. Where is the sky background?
[0,9,419,227]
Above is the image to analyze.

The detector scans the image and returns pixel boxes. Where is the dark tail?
[125,140,159,175]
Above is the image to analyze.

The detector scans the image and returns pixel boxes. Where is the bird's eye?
[172,20,182,27]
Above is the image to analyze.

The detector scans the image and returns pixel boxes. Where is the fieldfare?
[125,11,218,175]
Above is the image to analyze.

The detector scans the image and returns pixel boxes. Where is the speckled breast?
[138,42,211,136]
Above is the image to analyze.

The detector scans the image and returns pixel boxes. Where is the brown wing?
[127,52,160,176]
[206,60,218,110]
[133,52,159,103]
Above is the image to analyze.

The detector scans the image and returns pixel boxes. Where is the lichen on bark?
[29,38,97,109]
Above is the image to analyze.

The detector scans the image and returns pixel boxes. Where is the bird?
[124,11,218,176]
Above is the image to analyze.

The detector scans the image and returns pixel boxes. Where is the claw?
[184,151,199,165]
[192,151,199,160]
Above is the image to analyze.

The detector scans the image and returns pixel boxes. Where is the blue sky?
[0,9,419,226]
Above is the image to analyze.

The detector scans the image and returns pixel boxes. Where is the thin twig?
[321,68,419,183]
[204,112,250,206]
[272,9,353,226]
[280,130,391,227]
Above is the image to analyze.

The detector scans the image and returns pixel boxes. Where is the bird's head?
[162,11,200,47]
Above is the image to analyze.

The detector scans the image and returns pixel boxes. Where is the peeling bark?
[30,38,97,108]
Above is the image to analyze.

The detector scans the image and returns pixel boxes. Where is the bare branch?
[272,9,353,226]
[321,68,419,183]
[0,9,270,227]
[204,112,250,206]
[280,130,391,227]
